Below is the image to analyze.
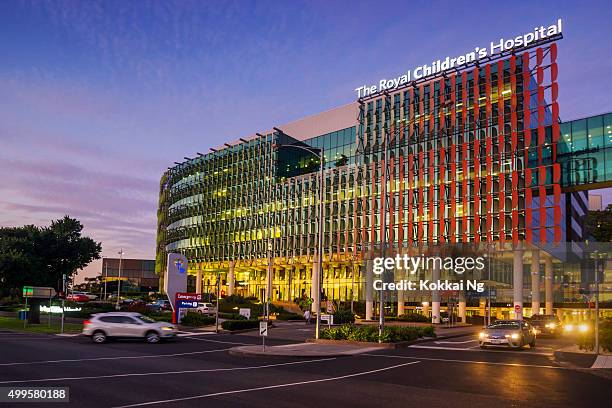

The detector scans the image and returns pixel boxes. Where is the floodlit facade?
[157,42,611,321]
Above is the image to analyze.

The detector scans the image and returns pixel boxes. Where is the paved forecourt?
[0,329,610,407]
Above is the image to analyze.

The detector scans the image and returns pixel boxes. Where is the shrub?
[397,313,430,323]
[576,319,612,352]
[277,312,303,321]
[320,324,436,343]
[181,312,216,327]
[221,319,261,331]
[333,309,355,324]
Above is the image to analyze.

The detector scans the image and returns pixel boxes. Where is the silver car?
[82,312,177,344]
[479,320,536,349]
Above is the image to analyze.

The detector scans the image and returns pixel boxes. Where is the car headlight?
[546,323,556,329]
[578,324,588,333]
[565,324,574,332]
[479,332,488,339]
[510,333,520,340]
[161,326,175,331]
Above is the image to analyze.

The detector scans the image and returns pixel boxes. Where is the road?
[0,324,609,407]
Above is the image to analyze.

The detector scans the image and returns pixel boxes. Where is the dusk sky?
[1,0,612,282]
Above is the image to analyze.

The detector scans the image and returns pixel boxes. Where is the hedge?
[277,312,303,321]
[320,324,435,343]
[386,313,430,323]
[332,309,355,324]
[576,319,612,352]
[221,319,261,331]
[181,312,216,327]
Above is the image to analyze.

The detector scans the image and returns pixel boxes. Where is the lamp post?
[116,249,124,310]
[103,257,108,301]
[590,250,607,355]
[272,142,324,339]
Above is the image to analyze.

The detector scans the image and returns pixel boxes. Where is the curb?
[228,344,384,358]
[305,338,416,349]
[553,350,598,369]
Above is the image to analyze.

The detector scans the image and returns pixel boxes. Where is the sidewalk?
[229,342,384,357]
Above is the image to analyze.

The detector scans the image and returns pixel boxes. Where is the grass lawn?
[0,316,82,334]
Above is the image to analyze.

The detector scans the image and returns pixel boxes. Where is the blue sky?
[1,0,611,280]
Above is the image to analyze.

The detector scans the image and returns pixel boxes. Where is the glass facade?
[157,44,609,309]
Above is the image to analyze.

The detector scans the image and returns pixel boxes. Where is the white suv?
[195,302,216,315]
[82,312,177,344]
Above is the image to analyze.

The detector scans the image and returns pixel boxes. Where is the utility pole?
[215,272,221,333]
[61,274,66,334]
[116,249,124,310]
[315,147,324,340]
[103,257,108,301]
[378,94,391,342]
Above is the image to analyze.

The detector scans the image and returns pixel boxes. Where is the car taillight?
[83,320,91,326]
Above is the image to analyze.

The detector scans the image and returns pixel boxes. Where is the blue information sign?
[176,300,198,308]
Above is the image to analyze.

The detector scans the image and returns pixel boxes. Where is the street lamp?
[103,257,108,301]
[116,249,124,310]
[272,142,324,339]
[589,250,607,354]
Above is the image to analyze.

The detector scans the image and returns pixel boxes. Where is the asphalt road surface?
[0,325,609,408]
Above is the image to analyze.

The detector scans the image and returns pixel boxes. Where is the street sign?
[320,314,334,326]
[176,300,199,308]
[239,308,251,319]
[22,286,55,298]
[514,304,522,313]
[259,321,268,336]
[176,293,202,301]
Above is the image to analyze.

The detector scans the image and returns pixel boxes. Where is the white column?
[531,250,540,315]
[422,302,429,317]
[228,261,235,296]
[195,270,202,294]
[545,257,554,315]
[513,245,524,320]
[458,290,466,323]
[397,286,405,316]
[432,262,441,324]
[365,258,374,320]
[310,261,319,313]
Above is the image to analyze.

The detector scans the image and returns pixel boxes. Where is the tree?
[584,204,612,242]
[0,216,101,323]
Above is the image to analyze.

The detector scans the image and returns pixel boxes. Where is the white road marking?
[111,361,421,408]
[434,340,478,344]
[0,357,337,384]
[176,332,214,337]
[408,344,553,356]
[409,345,472,351]
[0,348,230,366]
[183,336,253,345]
[362,353,565,369]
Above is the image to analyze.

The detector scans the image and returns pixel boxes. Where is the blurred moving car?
[82,312,177,343]
[563,321,590,334]
[479,319,536,349]
[67,293,90,302]
[529,314,562,336]
[195,302,216,315]
[148,299,172,311]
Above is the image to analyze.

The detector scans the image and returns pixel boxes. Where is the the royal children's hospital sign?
[354,18,563,98]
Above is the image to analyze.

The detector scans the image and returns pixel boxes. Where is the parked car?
[529,314,562,336]
[72,291,98,300]
[67,293,90,302]
[82,312,177,343]
[195,302,216,315]
[148,299,172,311]
[479,319,536,349]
